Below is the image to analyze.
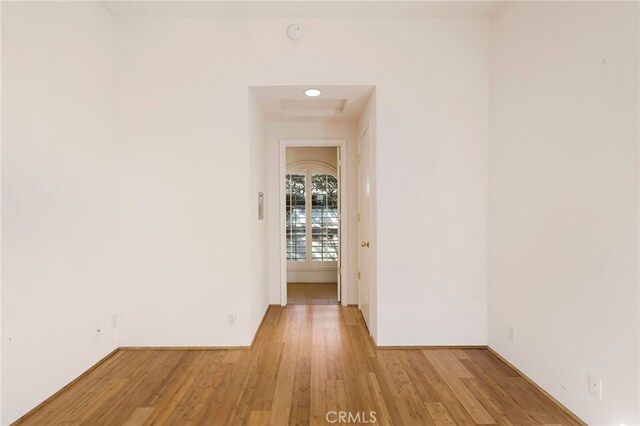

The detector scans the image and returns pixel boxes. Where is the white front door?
[357,127,371,331]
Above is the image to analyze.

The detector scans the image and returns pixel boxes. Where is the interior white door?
[358,127,371,331]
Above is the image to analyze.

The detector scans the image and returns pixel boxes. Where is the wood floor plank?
[426,402,456,426]
[365,372,394,425]
[268,310,301,425]
[376,350,435,425]
[287,283,338,305]
[14,306,584,426]
[122,407,155,426]
[408,350,485,425]
[424,350,497,424]
[247,410,270,426]
[461,355,544,425]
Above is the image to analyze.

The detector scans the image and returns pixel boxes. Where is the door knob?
[361,241,370,248]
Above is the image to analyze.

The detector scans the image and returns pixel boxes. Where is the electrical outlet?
[228,313,237,326]
[508,326,516,342]
[111,314,118,329]
[589,374,602,399]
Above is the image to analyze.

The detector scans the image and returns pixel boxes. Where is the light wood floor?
[16,305,582,425]
[287,282,338,305]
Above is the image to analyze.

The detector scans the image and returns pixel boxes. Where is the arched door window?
[286,162,339,269]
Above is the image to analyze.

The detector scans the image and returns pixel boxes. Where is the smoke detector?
[287,24,303,41]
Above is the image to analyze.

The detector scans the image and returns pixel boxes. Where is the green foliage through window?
[286,174,306,261]
[286,171,338,262]
[311,174,338,261]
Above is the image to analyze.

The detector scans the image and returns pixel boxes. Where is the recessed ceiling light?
[304,88,322,97]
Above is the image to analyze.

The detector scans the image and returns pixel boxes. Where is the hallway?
[17,305,581,425]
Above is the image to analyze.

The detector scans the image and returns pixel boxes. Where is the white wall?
[116,16,490,346]
[287,269,337,284]
[1,3,4,422]
[488,2,640,425]
[114,17,256,347]
[269,123,358,298]
[374,30,489,346]
[1,3,119,424]
[249,91,269,335]
[287,146,337,167]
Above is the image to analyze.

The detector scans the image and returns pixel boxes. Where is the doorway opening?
[280,140,347,306]
[251,85,376,336]
[285,147,341,305]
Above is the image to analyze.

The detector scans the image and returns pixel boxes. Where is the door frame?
[357,124,371,331]
[279,139,348,306]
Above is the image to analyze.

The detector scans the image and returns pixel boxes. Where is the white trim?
[287,160,336,174]
[280,139,348,306]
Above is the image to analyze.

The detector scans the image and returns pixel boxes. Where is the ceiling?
[103,1,500,18]
[251,85,374,123]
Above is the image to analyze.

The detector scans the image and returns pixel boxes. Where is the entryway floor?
[287,282,338,305]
